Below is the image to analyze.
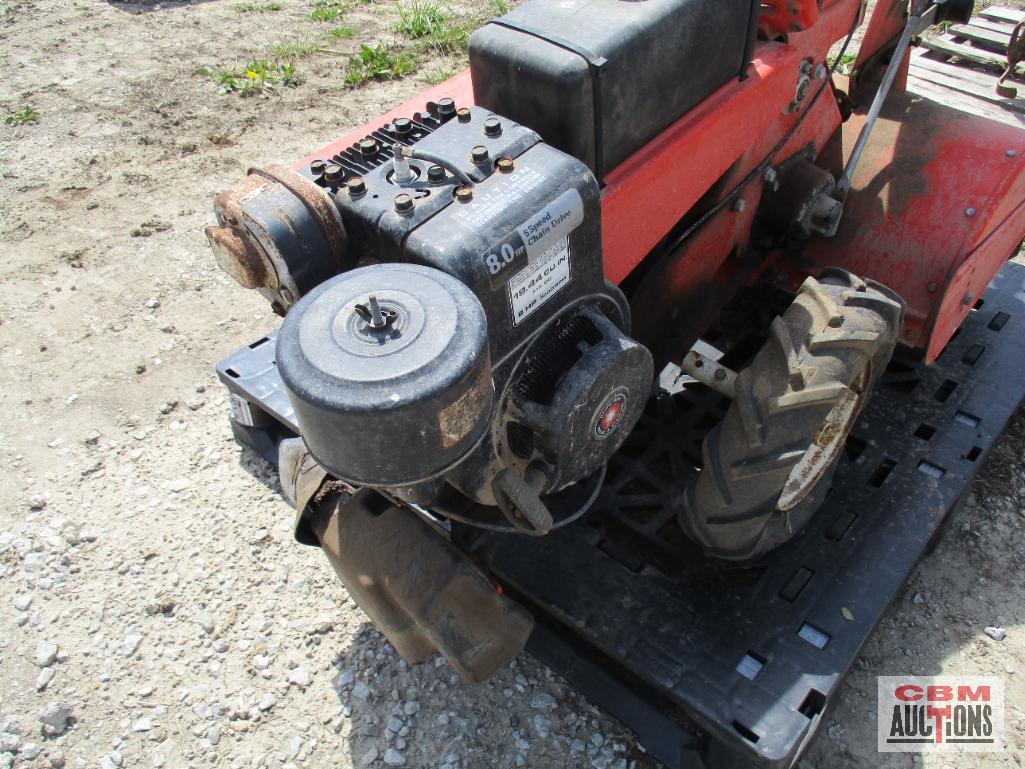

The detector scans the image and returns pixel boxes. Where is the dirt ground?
[1,1,1024,768]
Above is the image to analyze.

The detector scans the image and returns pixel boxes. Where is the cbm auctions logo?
[878,676,1004,752]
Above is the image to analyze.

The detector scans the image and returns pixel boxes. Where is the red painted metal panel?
[928,197,1025,361]
[759,0,821,38]
[854,0,908,77]
[792,92,1025,360]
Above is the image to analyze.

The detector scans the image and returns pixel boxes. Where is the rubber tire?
[678,269,904,562]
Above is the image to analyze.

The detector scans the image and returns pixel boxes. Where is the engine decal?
[595,392,627,439]
[508,237,571,326]
[481,187,584,286]
[518,188,584,260]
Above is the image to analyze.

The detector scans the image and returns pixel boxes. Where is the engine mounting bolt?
[731,197,747,213]
[347,177,367,198]
[1007,149,1018,158]
[393,117,412,135]
[359,138,379,156]
[457,107,472,123]
[812,63,828,80]
[394,193,414,213]
[962,292,973,306]
[483,117,502,137]
[310,159,327,176]
[437,97,456,117]
[455,186,473,203]
[496,157,515,174]
[427,165,447,183]
[927,281,938,293]
[471,146,490,164]
[965,207,976,217]
[324,164,343,184]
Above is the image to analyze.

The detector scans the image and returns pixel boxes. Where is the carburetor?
[207,101,653,535]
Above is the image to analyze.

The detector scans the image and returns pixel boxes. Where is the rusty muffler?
[305,488,533,683]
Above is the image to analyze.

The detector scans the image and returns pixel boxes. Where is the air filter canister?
[277,264,494,487]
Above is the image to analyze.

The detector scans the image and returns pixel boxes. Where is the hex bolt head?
[496,157,515,174]
[457,107,472,123]
[394,193,414,213]
[471,146,490,164]
[965,207,976,217]
[927,281,938,293]
[359,138,378,156]
[812,63,828,80]
[437,97,456,117]
[347,177,367,198]
[455,186,473,203]
[393,117,412,135]
[731,197,747,213]
[483,117,502,137]
[1008,149,1019,158]
[324,164,343,184]
[962,292,973,306]
[427,165,446,183]
[310,160,327,176]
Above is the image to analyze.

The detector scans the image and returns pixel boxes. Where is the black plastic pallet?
[216,262,1025,769]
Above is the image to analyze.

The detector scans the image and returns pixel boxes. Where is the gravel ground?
[0,1,1023,769]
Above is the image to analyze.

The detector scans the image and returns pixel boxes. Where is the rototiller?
[207,0,1025,765]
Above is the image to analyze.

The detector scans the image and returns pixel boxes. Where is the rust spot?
[252,165,351,272]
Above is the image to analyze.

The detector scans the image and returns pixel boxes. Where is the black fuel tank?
[469,0,759,179]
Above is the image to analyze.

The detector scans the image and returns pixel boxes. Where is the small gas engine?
[208,105,653,535]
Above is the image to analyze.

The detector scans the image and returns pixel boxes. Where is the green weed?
[311,0,348,21]
[329,26,355,37]
[489,0,508,13]
[234,2,283,11]
[5,106,39,125]
[395,1,470,53]
[271,39,318,59]
[396,0,446,38]
[344,44,416,87]
[826,52,856,76]
[216,60,302,96]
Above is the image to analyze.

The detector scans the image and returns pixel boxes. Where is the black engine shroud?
[269,106,653,529]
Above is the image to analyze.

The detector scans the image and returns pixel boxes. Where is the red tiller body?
[295,0,1025,363]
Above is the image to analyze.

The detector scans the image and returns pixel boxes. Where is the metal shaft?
[839,2,937,195]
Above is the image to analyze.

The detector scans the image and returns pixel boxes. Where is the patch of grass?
[489,0,508,13]
[271,39,318,59]
[216,60,302,96]
[329,26,355,38]
[5,106,39,126]
[422,67,457,85]
[344,44,417,87]
[421,20,470,53]
[234,2,283,11]
[395,1,470,53]
[396,0,446,38]
[310,0,348,21]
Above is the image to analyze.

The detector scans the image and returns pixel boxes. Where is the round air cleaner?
[277,264,494,487]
